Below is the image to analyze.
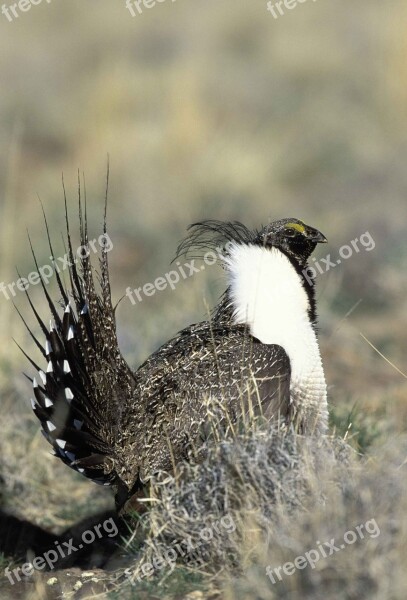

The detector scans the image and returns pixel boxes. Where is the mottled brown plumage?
[21,180,327,511]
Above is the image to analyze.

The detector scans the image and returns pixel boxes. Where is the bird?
[19,189,328,513]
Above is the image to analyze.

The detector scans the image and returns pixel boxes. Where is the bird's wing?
[129,321,291,481]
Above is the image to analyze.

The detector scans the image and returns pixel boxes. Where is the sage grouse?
[22,197,328,511]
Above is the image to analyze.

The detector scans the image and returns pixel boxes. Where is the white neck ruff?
[225,244,327,432]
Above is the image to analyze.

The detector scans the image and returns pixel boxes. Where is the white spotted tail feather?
[16,176,136,490]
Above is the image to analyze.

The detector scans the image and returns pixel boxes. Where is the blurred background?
[0,0,406,539]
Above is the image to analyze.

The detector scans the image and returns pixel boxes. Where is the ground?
[0,1,406,598]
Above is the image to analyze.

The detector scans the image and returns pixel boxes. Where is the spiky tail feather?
[17,172,136,493]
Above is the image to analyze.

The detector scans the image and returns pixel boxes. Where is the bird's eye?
[284,227,297,237]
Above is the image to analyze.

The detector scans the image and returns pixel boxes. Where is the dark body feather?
[21,190,327,512]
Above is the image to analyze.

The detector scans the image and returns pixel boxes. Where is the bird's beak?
[307,228,328,244]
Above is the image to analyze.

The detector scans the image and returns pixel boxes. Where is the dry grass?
[0,0,406,598]
[106,423,406,599]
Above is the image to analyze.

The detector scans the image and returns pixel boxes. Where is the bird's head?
[175,217,327,326]
[175,217,327,270]
[255,218,327,266]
